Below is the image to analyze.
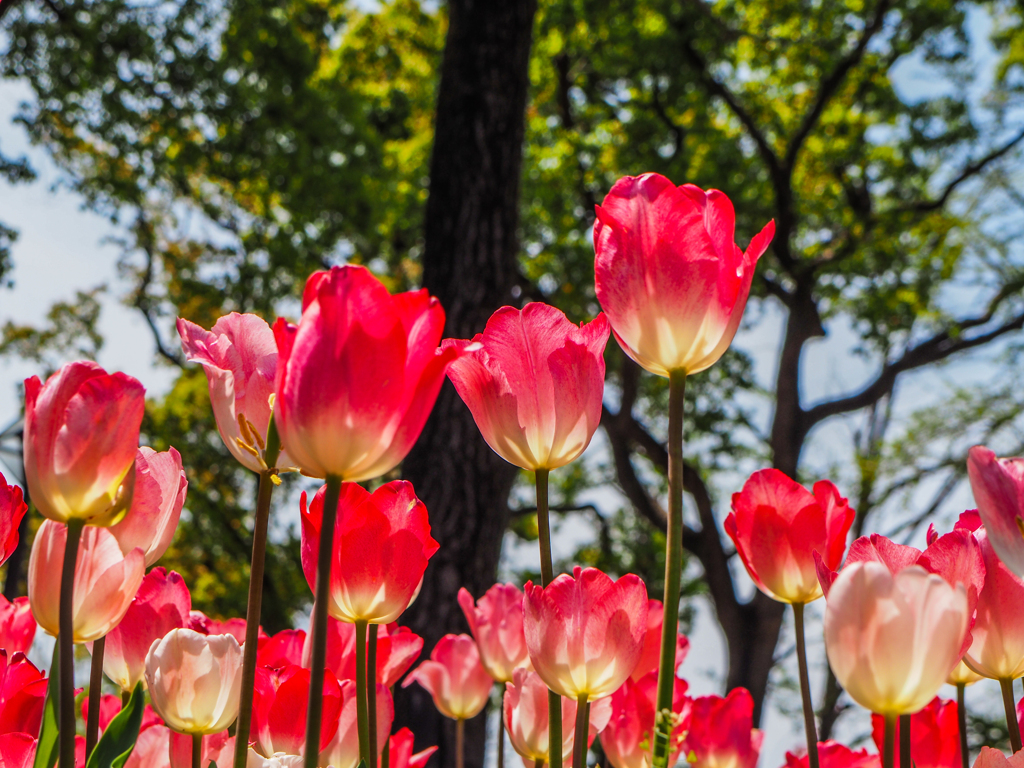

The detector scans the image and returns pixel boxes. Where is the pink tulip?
[24,361,145,524]
[258,629,307,670]
[300,480,438,624]
[124,723,171,768]
[458,583,530,683]
[108,447,187,566]
[170,729,234,768]
[823,561,969,715]
[870,697,960,768]
[272,265,459,481]
[783,742,880,768]
[320,679,394,768]
[0,732,37,768]
[523,566,648,699]
[726,469,855,604]
[680,689,762,768]
[444,303,609,470]
[188,612,253,645]
[963,527,1024,679]
[600,671,689,768]
[503,668,613,767]
[301,616,423,687]
[145,628,243,734]
[0,651,46,736]
[80,693,163,733]
[28,520,145,642]
[968,446,1024,577]
[251,664,342,758]
[178,312,290,472]
[93,567,191,692]
[0,474,27,567]
[631,599,689,682]
[593,174,775,377]
[973,747,1024,768]
[0,597,35,655]
[403,634,494,720]
[386,728,437,768]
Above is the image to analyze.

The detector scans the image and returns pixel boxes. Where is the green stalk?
[651,370,686,768]
[536,469,561,768]
[193,733,202,768]
[792,603,819,768]
[572,695,589,768]
[883,715,896,768]
[233,422,281,768]
[86,635,105,757]
[958,683,968,768]
[356,619,371,768]
[899,714,910,768]
[368,623,379,768]
[304,474,343,768]
[1001,678,1022,753]
[59,518,85,768]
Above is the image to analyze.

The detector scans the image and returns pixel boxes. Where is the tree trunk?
[395,2,538,768]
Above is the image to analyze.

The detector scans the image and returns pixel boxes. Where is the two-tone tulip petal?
[403,634,493,721]
[108,447,187,566]
[458,583,530,683]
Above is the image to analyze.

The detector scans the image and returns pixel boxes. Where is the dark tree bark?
[395,2,538,768]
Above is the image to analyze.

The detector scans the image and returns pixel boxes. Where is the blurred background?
[1,0,1024,766]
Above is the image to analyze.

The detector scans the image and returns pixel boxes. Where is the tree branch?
[132,218,185,368]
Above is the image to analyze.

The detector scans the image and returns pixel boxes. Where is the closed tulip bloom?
[963,528,1024,680]
[272,265,459,481]
[948,659,984,686]
[458,583,530,683]
[403,634,493,720]
[870,697,960,768]
[0,475,27,567]
[0,651,47,736]
[600,671,689,768]
[680,688,763,768]
[523,566,648,700]
[178,312,290,472]
[252,665,342,758]
[593,173,775,377]
[973,748,1024,768]
[300,481,438,624]
[145,628,243,735]
[631,599,689,682]
[784,742,881,768]
[94,567,191,692]
[386,728,437,768]
[823,561,969,715]
[726,469,855,604]
[28,521,145,642]
[108,447,187,566]
[24,361,145,525]
[320,679,394,768]
[301,616,422,687]
[444,304,610,471]
[968,446,1024,578]
[0,597,36,655]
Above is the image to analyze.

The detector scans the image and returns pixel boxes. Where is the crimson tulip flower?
[403,634,493,721]
[300,480,438,624]
[458,583,530,683]
[0,651,47,736]
[0,474,27,567]
[444,303,610,471]
[252,665,342,758]
[968,446,1024,577]
[630,599,689,682]
[259,629,307,670]
[272,265,459,481]
[386,728,437,768]
[188,612,252,644]
[680,688,763,768]
[0,597,35,655]
[784,742,881,768]
[300,616,422,687]
[108,447,187,566]
[24,361,144,525]
[0,732,37,768]
[593,173,774,378]
[600,671,689,768]
[870,697,960,768]
[320,679,394,768]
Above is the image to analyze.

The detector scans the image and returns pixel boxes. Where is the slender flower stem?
[899,714,910,768]
[792,603,819,768]
[652,370,686,768]
[86,635,106,757]
[368,623,379,768]
[498,712,505,768]
[304,474,343,768]
[233,422,281,768]
[535,762,545,768]
[121,688,130,708]
[1001,678,1022,753]
[883,715,896,768]
[356,619,371,768]
[572,694,589,768]
[193,733,202,768]
[958,683,969,768]
[536,468,562,768]
[456,718,465,768]
[59,518,85,768]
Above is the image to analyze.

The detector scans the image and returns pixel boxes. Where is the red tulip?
[593,174,774,377]
[631,599,689,682]
[272,265,459,481]
[108,447,187,566]
[783,742,880,768]
[386,728,437,768]
[28,520,145,642]
[444,303,609,471]
[169,729,234,768]
[0,474,27,567]
[178,312,290,472]
[300,480,438,624]
[968,446,1024,578]
[972,747,1024,768]
[251,665,342,758]
[680,689,763,768]
[870,697,960,768]
[726,469,855,604]
[0,597,35,655]
[0,732,37,768]
[320,679,394,768]
[523,566,648,699]
[92,567,191,693]
[600,671,689,768]
[403,634,494,720]
[458,583,531,683]
[0,651,46,736]
[963,527,1024,680]
[258,629,307,671]
[188,612,254,645]
[24,361,145,524]
[300,616,422,687]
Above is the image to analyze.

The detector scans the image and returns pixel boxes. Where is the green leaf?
[33,643,59,768]
[85,682,145,768]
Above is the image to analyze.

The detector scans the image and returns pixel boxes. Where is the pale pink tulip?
[971,747,1024,768]
[968,446,1024,578]
[320,679,394,768]
[108,447,187,566]
[403,634,494,720]
[0,597,35,655]
[963,528,1024,680]
[0,474,27,568]
[458,583,530,683]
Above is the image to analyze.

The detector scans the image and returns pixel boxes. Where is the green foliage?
[0,286,105,367]
[86,682,145,768]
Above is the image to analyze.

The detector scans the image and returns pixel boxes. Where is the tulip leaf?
[85,682,145,768]
[33,643,59,768]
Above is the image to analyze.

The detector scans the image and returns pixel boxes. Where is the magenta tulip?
[108,447,187,566]
[458,583,530,683]
[600,671,689,768]
[630,599,689,682]
[680,689,763,768]
[403,634,493,721]
[0,474,27,567]
[967,446,1024,577]
[0,597,35,655]
[252,665,342,758]
[963,527,1024,680]
[300,617,422,687]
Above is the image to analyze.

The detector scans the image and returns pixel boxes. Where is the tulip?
[125,724,171,768]
[108,447,187,566]
[301,617,423,687]
[170,729,235,768]
[600,671,689,768]
[403,634,493,721]
[320,679,394,768]
[386,728,437,768]
[28,520,145,642]
[0,732,37,768]
[784,743,881,768]
[80,693,164,734]
[145,628,243,735]
[631,599,689,682]
[0,474,27,567]
[252,665,342,758]
[23,361,144,525]
[973,748,1024,768]
[968,446,1024,578]
[870,697,960,768]
[823,561,969,717]
[679,688,763,768]
[0,651,46,736]
[188,612,252,644]
[260,629,307,670]
[458,583,530,683]
[444,303,610,471]
[247,753,305,768]
[0,597,35,655]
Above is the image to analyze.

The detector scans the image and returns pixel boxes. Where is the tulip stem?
[305,474,343,768]
[193,733,202,768]
[957,683,968,768]
[86,635,106,758]
[883,715,896,768]
[792,603,819,768]
[59,517,84,768]
[122,688,130,708]
[899,714,910,768]
[356,619,371,768]
[652,369,686,768]
[233,420,281,768]
[369,622,379,768]
[1001,678,1022,752]
[536,468,562,768]
[497,713,505,768]
[457,718,465,768]
[573,694,589,768]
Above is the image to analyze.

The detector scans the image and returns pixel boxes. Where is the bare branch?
[131,218,185,368]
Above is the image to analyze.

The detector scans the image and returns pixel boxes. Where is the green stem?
[883,715,896,768]
[958,683,968,768]
[1002,678,1022,753]
[368,623,379,768]
[86,635,105,757]
[59,518,85,768]
[456,718,465,768]
[304,474,343,768]
[652,370,686,768]
[572,695,589,768]
[536,469,561,768]
[356,619,371,768]
[792,603,819,768]
[193,733,202,768]
[899,714,910,768]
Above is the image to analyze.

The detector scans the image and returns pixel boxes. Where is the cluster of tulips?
[2,170,1024,768]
